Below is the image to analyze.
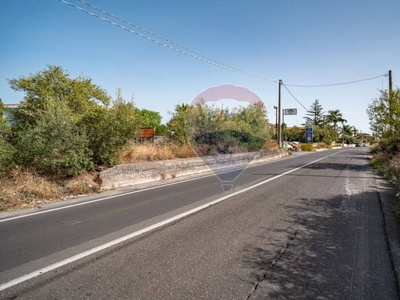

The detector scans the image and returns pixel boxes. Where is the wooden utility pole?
[389,70,393,136]
[277,80,282,147]
[273,106,278,140]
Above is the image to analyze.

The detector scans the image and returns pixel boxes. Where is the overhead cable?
[60,0,387,90]
[59,0,277,82]
[78,0,277,83]
[284,73,387,88]
[282,84,309,111]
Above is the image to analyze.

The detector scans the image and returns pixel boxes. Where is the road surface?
[0,148,398,299]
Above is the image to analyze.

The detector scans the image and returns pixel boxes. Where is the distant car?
[283,142,293,150]
[355,143,361,147]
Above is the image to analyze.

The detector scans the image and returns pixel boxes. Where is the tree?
[286,125,304,142]
[338,124,355,144]
[350,126,358,138]
[7,65,111,130]
[304,99,324,126]
[8,66,143,168]
[367,89,400,138]
[326,109,346,133]
[167,104,191,144]
[137,108,166,135]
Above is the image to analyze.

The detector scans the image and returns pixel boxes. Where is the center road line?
[0,150,309,223]
[0,151,340,292]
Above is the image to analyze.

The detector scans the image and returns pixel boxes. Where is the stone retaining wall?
[100,149,287,189]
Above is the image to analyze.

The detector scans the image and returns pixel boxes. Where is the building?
[3,104,19,126]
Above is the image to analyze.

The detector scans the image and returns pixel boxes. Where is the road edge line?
[0,152,338,292]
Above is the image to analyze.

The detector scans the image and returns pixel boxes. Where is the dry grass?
[119,143,196,164]
[64,172,101,196]
[263,140,280,150]
[0,168,101,211]
[0,168,62,211]
[159,169,167,180]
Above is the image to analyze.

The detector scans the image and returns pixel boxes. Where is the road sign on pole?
[284,108,297,115]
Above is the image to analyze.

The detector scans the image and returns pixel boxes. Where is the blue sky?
[1,0,399,133]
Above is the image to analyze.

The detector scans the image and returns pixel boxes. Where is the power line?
[78,0,277,83]
[59,0,388,90]
[59,0,277,82]
[284,73,387,88]
[282,84,309,111]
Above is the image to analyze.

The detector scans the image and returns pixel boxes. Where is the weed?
[159,169,167,180]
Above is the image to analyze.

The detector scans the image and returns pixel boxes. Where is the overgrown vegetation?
[168,101,273,155]
[367,88,400,214]
[2,66,381,211]
[1,66,169,176]
[0,66,278,210]
[0,66,168,210]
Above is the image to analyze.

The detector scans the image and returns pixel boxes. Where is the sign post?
[305,120,313,143]
[282,108,297,142]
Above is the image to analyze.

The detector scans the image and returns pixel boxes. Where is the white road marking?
[0,152,339,292]
[0,151,317,223]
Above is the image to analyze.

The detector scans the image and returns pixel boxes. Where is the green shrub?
[301,143,314,152]
[0,98,15,172]
[81,90,141,166]
[14,101,93,178]
[0,137,16,172]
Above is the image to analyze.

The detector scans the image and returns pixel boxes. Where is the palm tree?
[342,124,353,136]
[327,110,347,132]
[351,126,358,138]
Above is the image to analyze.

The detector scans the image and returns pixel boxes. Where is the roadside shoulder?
[376,176,400,294]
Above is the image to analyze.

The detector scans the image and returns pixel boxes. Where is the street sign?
[306,127,312,143]
[306,120,312,128]
[284,108,297,115]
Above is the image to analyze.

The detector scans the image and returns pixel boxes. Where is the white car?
[283,142,293,150]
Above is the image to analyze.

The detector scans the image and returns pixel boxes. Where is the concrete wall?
[100,149,287,189]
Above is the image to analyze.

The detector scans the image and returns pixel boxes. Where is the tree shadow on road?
[241,189,399,300]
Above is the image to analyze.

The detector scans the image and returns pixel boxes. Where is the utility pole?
[389,70,393,136]
[273,106,278,140]
[282,109,285,143]
[277,80,282,147]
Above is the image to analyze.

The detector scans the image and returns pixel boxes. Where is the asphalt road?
[0,148,398,299]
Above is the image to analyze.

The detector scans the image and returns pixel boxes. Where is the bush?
[301,143,314,152]
[0,137,16,173]
[14,101,93,178]
[81,90,142,166]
